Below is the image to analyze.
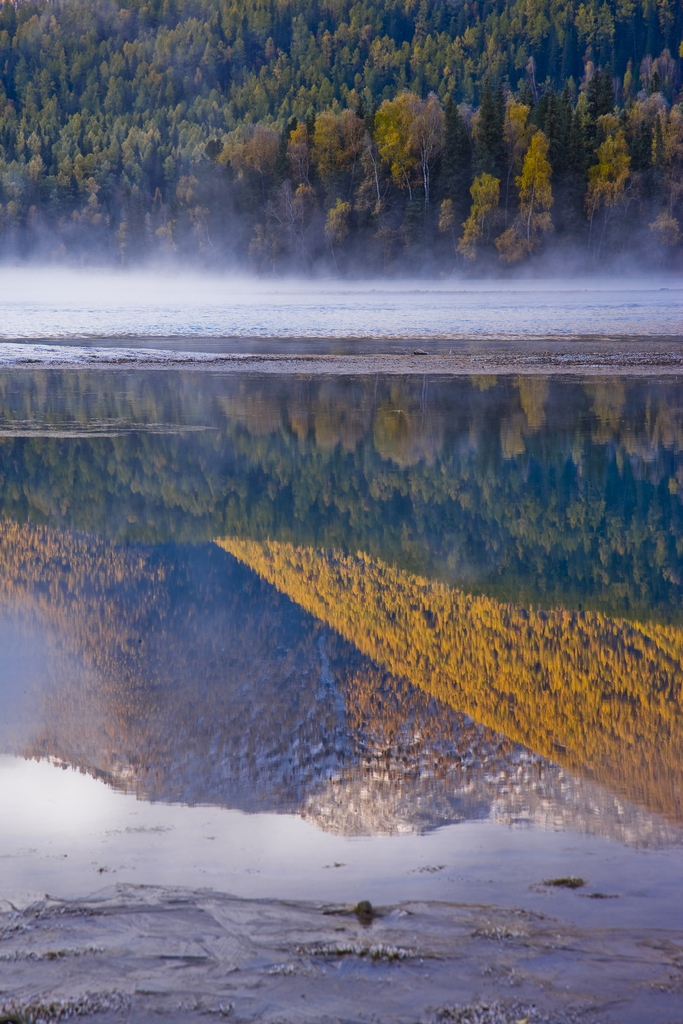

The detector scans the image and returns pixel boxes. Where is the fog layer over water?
[0,269,681,341]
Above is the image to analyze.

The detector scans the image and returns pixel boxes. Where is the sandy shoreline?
[1,338,683,375]
[2,886,682,1024]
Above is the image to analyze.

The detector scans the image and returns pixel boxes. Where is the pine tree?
[631,120,653,171]
[653,116,665,171]
[587,67,603,125]
[597,65,615,116]
[519,81,534,109]
[568,105,588,176]
[474,80,505,179]
[543,89,563,173]
[530,91,549,132]
[556,86,574,175]
[441,96,472,214]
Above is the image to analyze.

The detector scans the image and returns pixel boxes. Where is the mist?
[0,268,681,351]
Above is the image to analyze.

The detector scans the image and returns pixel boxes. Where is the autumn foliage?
[0,0,681,266]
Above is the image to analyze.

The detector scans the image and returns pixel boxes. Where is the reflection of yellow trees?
[500,413,526,459]
[372,384,444,468]
[470,375,497,391]
[517,377,548,431]
[0,521,333,797]
[313,386,370,453]
[219,537,683,822]
[585,379,626,443]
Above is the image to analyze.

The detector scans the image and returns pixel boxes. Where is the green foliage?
[0,0,680,265]
[474,81,505,180]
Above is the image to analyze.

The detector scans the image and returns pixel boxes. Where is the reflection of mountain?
[219,537,683,825]
[1,371,683,618]
[1,521,680,845]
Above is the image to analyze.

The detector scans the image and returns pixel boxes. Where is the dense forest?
[0,369,682,619]
[0,0,681,269]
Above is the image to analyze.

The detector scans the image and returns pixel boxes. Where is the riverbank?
[2,885,682,1024]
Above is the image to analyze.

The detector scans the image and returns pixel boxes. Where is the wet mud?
[1,887,682,1024]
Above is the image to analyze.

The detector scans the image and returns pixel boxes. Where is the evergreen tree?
[474,80,505,179]
[586,65,615,145]
[543,89,563,174]
[597,65,616,116]
[519,82,534,109]
[441,96,472,214]
[653,117,664,170]
[568,105,588,176]
[553,85,574,177]
[587,68,604,125]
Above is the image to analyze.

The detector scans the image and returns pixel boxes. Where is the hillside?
[0,0,681,267]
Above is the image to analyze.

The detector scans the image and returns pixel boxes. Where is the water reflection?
[0,370,682,844]
[1,370,682,617]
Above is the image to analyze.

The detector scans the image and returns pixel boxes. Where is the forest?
[0,0,681,269]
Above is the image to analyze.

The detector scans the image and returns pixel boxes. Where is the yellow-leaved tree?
[496,130,553,263]
[457,173,500,260]
[312,109,364,192]
[224,124,279,201]
[502,99,531,225]
[375,93,421,201]
[374,91,443,205]
[585,118,632,257]
[287,122,311,185]
[324,198,351,266]
[438,197,457,253]
[649,107,683,247]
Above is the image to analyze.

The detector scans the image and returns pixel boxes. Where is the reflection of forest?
[1,370,683,618]
[1,521,679,843]
[220,537,683,825]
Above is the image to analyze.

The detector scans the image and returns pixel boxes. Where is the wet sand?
[2,885,682,1024]
[1,337,683,375]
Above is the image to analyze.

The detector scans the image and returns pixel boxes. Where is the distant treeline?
[0,0,682,268]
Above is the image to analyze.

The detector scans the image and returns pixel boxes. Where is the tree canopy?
[0,0,681,267]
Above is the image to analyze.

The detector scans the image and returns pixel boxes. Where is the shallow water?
[0,335,682,1019]
[0,270,681,341]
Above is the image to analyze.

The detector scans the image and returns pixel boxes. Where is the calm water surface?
[0,271,682,344]
[0,367,682,936]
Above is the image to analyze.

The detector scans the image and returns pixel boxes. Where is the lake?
[0,277,682,1024]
